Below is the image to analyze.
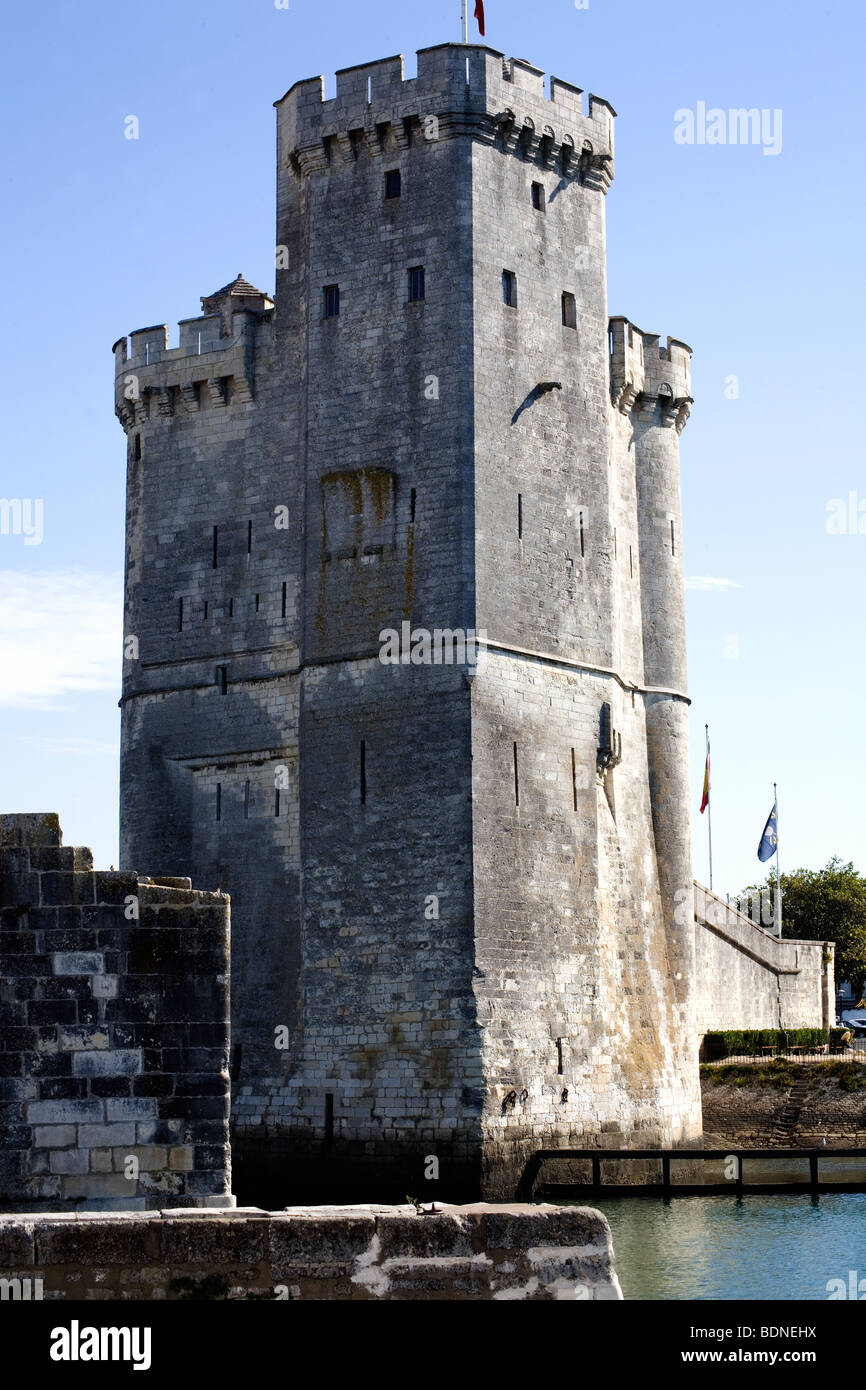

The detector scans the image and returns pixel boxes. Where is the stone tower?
[113,44,702,1201]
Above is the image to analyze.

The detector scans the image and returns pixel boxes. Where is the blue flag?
[757,801,778,862]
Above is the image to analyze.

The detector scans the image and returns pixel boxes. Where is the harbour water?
[574,1193,866,1300]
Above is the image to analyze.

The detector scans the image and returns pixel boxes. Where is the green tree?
[740,859,866,991]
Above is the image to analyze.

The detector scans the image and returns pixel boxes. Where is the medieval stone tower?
[113,44,702,1201]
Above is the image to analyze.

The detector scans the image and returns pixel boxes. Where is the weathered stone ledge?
[0,1202,622,1301]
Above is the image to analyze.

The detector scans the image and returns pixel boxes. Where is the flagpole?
[706,724,713,892]
[774,781,782,938]
[461,0,468,42]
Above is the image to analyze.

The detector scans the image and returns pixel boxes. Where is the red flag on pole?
[700,740,710,814]
[474,0,485,36]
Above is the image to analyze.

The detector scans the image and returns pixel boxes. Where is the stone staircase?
[774,1073,813,1143]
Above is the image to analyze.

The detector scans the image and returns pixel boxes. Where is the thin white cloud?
[685,576,742,592]
[0,570,123,709]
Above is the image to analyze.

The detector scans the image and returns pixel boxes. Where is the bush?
[701,1028,830,1061]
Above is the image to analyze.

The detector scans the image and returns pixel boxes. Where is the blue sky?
[1,0,863,902]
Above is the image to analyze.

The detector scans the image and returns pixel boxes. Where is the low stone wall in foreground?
[0,1203,621,1301]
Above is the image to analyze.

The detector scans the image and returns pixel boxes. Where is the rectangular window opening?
[229,597,234,617]
[517,493,523,540]
[571,749,578,813]
[629,545,634,579]
[513,741,519,807]
[409,487,417,524]
[255,593,260,612]
[562,292,577,329]
[502,270,518,308]
[531,181,545,211]
[408,266,425,302]
[133,433,141,461]
[556,1038,564,1075]
[579,509,585,557]
[323,284,340,319]
[177,597,184,632]
[281,581,287,619]
[243,780,250,820]
[212,525,219,569]
[274,788,281,817]
[384,169,401,199]
[203,600,208,622]
[360,740,367,805]
[216,665,228,695]
[247,519,253,555]
[670,518,676,556]
[215,783,222,822]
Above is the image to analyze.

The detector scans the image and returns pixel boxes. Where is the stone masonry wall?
[694,884,834,1034]
[0,1203,621,1301]
[0,814,232,1210]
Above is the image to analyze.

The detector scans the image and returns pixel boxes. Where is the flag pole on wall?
[461,0,468,42]
[774,781,782,938]
[700,724,713,892]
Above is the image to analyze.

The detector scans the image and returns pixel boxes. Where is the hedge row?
[701,1028,847,1060]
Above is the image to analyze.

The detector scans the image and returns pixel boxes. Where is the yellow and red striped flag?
[700,739,710,814]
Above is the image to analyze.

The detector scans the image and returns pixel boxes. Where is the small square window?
[531,182,545,211]
[502,270,518,308]
[408,266,425,302]
[323,284,340,318]
[562,291,577,329]
[384,169,401,199]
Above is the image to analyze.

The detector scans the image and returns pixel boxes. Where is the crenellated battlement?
[609,316,692,431]
[112,277,273,434]
[276,45,615,191]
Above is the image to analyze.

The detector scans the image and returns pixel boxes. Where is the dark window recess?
[216,665,228,695]
[409,488,417,524]
[274,788,281,817]
[408,266,425,302]
[517,493,523,539]
[255,593,260,613]
[133,433,141,461]
[571,748,578,812]
[384,168,401,198]
[229,597,234,617]
[513,741,520,807]
[177,597,184,632]
[203,601,208,621]
[212,526,219,569]
[502,270,518,308]
[323,284,340,318]
[531,181,545,211]
[281,581,287,619]
[360,740,367,805]
[247,519,253,555]
[671,518,676,556]
[579,509,585,557]
[556,1038,564,1074]
[215,783,222,822]
[243,780,250,820]
[230,1042,242,1082]
[562,292,577,329]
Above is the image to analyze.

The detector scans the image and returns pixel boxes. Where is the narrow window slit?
[243,780,250,820]
[513,742,519,807]
[247,519,253,555]
[571,748,578,812]
[274,788,281,817]
[579,510,585,557]
[215,783,222,822]
[281,581,287,618]
[212,526,219,569]
[410,488,417,524]
[670,518,676,556]
[178,597,184,631]
[518,493,523,540]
